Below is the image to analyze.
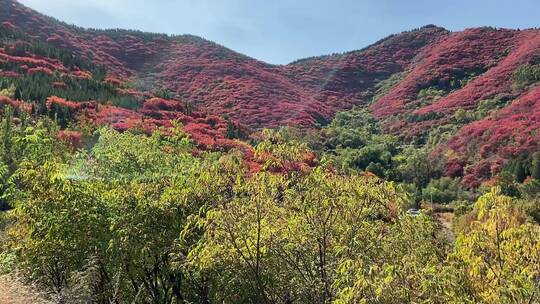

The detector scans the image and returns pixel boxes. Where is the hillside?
[1,0,540,186]
[0,0,448,128]
[1,1,540,303]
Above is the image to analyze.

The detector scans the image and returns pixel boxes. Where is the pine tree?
[513,160,527,183]
[14,86,21,100]
[531,152,540,180]
[226,119,237,139]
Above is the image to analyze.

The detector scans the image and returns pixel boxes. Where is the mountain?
[0,0,448,128]
[2,0,540,186]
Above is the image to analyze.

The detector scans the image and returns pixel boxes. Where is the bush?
[512,63,540,89]
[421,177,463,204]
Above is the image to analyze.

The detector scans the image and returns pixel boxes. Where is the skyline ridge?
[17,0,540,64]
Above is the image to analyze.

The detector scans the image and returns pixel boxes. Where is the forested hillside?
[3,0,540,187]
[0,109,539,303]
[0,0,539,303]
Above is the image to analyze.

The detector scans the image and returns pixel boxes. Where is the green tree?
[5,126,232,303]
[530,152,540,180]
[7,162,110,296]
[194,167,416,303]
[449,189,540,303]
[422,177,466,204]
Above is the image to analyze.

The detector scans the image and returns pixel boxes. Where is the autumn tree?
[449,189,540,303]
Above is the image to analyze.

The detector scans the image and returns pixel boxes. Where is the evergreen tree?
[514,161,527,182]
[531,152,540,180]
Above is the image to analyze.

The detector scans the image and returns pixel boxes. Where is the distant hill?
[2,0,540,185]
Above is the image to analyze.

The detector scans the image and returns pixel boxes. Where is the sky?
[18,0,540,64]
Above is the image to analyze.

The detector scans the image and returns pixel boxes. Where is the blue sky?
[19,0,540,64]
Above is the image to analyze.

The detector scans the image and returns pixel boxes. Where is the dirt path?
[0,275,51,304]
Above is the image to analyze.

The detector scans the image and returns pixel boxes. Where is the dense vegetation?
[0,107,539,303]
[3,1,540,187]
[0,1,539,302]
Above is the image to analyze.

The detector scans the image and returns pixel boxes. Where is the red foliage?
[444,158,464,178]
[87,102,238,151]
[46,96,82,110]
[4,1,540,186]
[0,71,19,78]
[0,2,449,129]
[92,105,142,131]
[0,96,18,108]
[57,130,83,148]
[46,34,63,44]
[444,85,540,187]
[371,28,518,118]
[0,49,64,72]
[27,66,53,75]
[153,27,448,128]
[0,96,31,112]
[416,30,540,115]
[72,70,92,80]
[155,41,332,128]
[104,75,123,86]
[142,98,184,112]
[282,26,448,110]
[1,21,15,29]
[116,88,152,100]
[52,81,67,89]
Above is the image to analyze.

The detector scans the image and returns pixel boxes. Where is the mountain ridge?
[2,0,540,186]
